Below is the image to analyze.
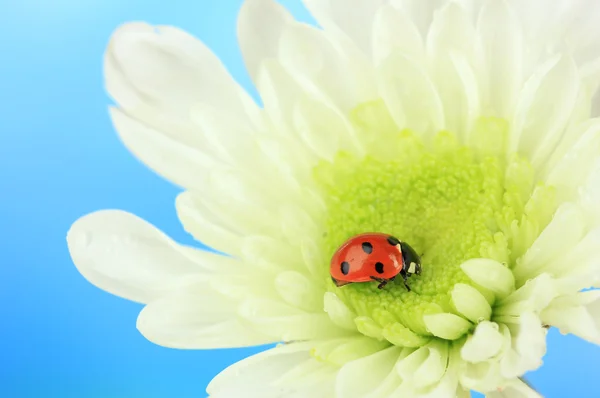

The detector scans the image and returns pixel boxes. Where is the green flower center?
[313,102,557,346]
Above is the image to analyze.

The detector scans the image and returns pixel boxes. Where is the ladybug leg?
[370,276,388,289]
[400,271,411,292]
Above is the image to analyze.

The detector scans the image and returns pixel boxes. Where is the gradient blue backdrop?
[1,1,599,397]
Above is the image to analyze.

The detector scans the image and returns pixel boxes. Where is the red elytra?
[330,233,422,291]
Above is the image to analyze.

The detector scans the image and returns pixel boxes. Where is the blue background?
[0,1,598,397]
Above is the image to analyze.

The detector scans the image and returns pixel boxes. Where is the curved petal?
[509,56,580,168]
[512,203,585,283]
[239,298,352,341]
[237,0,293,82]
[208,342,337,398]
[175,191,243,256]
[461,259,515,300]
[336,347,404,398]
[279,23,376,112]
[476,0,524,118]
[106,22,259,132]
[67,210,212,303]
[137,280,275,349]
[377,50,445,136]
[541,291,600,345]
[461,321,504,363]
[302,0,388,55]
[372,4,424,65]
[499,313,547,379]
[487,377,543,398]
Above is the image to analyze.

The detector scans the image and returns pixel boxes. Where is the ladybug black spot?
[375,262,385,274]
[387,236,400,246]
[361,242,373,254]
[341,261,350,275]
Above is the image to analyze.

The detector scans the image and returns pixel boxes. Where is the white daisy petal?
[544,119,600,201]
[106,23,258,129]
[372,4,424,65]
[544,227,600,291]
[396,340,448,389]
[494,274,557,319]
[207,343,336,398]
[137,281,274,349]
[461,259,515,299]
[487,377,542,398]
[239,298,351,341]
[512,203,585,283]
[476,0,524,117]
[237,0,293,82]
[423,313,472,340]
[275,271,323,312]
[109,108,219,191]
[336,346,404,398]
[510,56,580,167]
[499,313,547,379]
[461,321,504,363]
[541,290,600,345]
[426,1,477,135]
[292,95,360,160]
[377,50,445,135]
[579,160,600,226]
[451,283,492,323]
[323,292,358,331]
[279,23,375,112]
[302,0,387,55]
[175,192,242,256]
[67,210,210,303]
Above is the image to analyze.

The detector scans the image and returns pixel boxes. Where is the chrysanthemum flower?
[67,0,600,396]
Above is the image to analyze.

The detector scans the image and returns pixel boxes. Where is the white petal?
[461,259,515,300]
[275,271,323,312]
[291,95,361,160]
[109,108,219,191]
[137,281,274,349]
[461,321,504,362]
[494,274,557,319]
[541,291,600,345]
[335,347,404,398]
[545,227,600,291]
[372,4,424,65]
[239,298,351,341]
[423,313,472,340]
[452,283,492,323]
[279,23,375,112]
[579,159,600,226]
[237,0,293,82]
[476,0,524,117]
[544,119,600,202]
[302,0,387,55]
[106,23,258,130]
[510,56,580,168]
[175,192,242,256]
[487,377,542,398]
[499,313,546,379]
[323,292,358,331]
[377,50,445,135]
[512,203,585,283]
[426,1,478,135]
[207,343,336,398]
[396,340,448,389]
[67,210,209,303]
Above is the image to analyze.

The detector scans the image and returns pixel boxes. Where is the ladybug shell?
[330,233,404,286]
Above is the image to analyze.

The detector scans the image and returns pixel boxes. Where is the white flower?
[67,0,600,397]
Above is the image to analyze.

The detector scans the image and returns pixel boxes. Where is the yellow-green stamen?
[313,102,557,347]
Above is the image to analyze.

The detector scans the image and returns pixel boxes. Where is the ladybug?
[330,233,422,291]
